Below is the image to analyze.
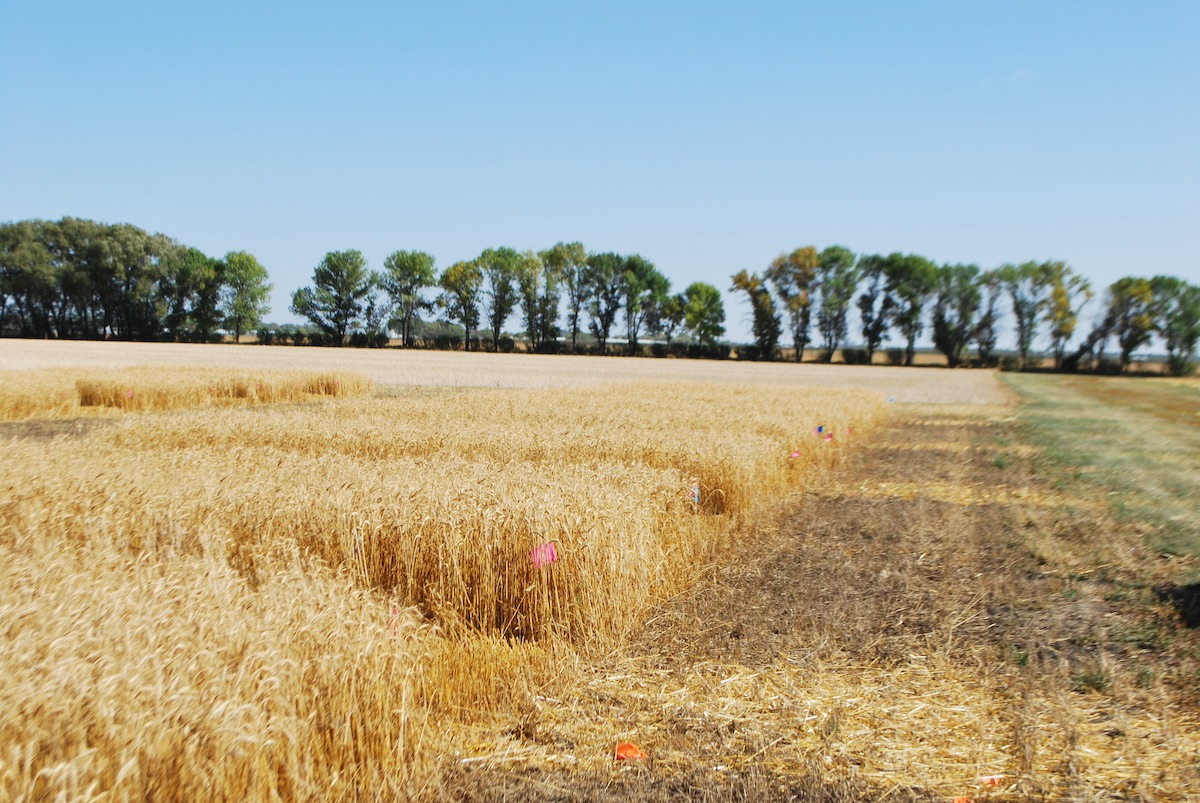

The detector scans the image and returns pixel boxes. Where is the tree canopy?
[765,247,818,361]
[585,252,625,355]
[856,254,892,364]
[731,269,780,360]
[683,282,726,349]
[0,217,268,342]
[541,242,588,353]
[815,245,859,362]
[437,260,484,349]
[931,263,982,368]
[290,250,378,346]
[885,253,938,366]
[221,251,272,344]
[477,247,522,352]
[381,250,436,348]
[1152,275,1200,375]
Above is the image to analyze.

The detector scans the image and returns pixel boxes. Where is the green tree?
[621,255,670,354]
[136,233,181,340]
[856,254,892,364]
[163,246,222,341]
[660,293,687,348]
[478,247,521,351]
[0,220,56,337]
[999,261,1051,369]
[437,260,483,350]
[815,245,860,362]
[1,217,243,344]
[585,251,624,355]
[973,269,1003,366]
[731,269,780,360]
[1151,275,1200,376]
[1043,262,1092,370]
[50,217,107,338]
[765,247,819,361]
[290,250,374,346]
[885,253,938,366]
[1063,303,1119,372]
[0,224,14,333]
[683,282,725,349]
[1104,276,1156,371]
[516,249,561,352]
[931,263,982,368]
[381,250,436,348]
[541,242,588,353]
[358,280,391,346]
[219,251,271,344]
[95,222,161,340]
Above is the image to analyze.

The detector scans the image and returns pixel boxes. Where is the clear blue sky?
[2,1,1197,345]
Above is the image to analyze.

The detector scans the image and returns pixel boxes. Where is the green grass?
[1001,374,1200,567]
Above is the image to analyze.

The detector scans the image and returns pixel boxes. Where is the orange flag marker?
[615,741,646,760]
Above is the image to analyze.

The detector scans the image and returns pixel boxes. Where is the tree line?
[3,218,1197,375]
[286,244,728,357]
[731,248,1199,376]
[0,218,271,343]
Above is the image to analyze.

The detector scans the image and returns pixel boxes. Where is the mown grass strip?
[1000,373,1200,568]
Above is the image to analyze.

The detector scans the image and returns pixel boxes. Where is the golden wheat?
[0,367,373,421]
[0,368,887,800]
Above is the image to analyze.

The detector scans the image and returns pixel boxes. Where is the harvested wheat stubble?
[0,337,1014,405]
[0,371,889,801]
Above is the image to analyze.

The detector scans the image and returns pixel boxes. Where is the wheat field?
[4,346,1197,800]
[0,339,1012,405]
[0,347,891,800]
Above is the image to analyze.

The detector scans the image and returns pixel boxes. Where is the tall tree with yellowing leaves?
[1043,261,1092,370]
[1105,277,1156,371]
[765,246,819,361]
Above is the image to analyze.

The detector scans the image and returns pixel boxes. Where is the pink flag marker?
[789,450,802,459]
[823,433,834,442]
[529,541,558,568]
